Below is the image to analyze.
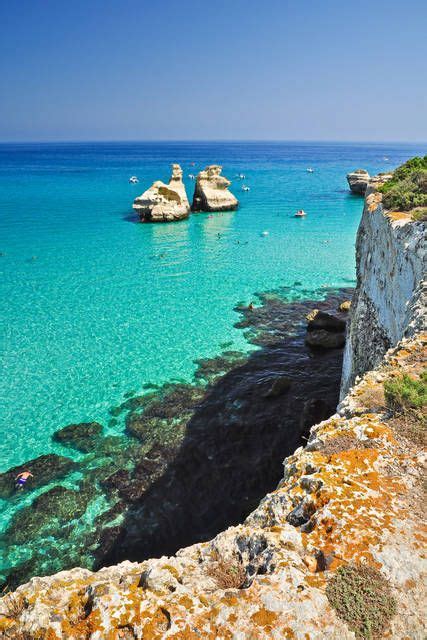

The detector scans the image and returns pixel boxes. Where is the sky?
[0,0,426,142]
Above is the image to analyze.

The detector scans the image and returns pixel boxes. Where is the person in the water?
[15,470,33,490]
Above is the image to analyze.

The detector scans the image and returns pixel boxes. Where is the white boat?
[242,185,250,191]
[294,209,307,217]
[188,174,196,180]
[129,176,139,183]
[306,168,314,173]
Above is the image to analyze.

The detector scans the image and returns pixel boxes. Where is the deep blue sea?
[0,141,425,580]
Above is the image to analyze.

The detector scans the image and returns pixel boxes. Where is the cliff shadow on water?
[98,288,352,568]
[0,287,352,588]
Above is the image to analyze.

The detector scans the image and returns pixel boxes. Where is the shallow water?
[0,141,425,584]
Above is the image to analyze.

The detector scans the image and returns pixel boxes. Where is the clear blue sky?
[1,0,426,142]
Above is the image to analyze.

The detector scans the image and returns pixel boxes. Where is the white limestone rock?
[191,165,238,212]
[133,164,190,222]
[346,168,370,195]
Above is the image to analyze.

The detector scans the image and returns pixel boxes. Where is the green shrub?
[384,370,427,411]
[412,207,427,222]
[379,155,427,212]
[326,564,396,639]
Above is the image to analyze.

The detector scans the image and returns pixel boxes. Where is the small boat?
[294,209,307,217]
[306,167,314,173]
[188,174,196,180]
[190,162,196,166]
[383,156,389,161]
[129,176,139,183]
[261,230,269,237]
[242,185,250,191]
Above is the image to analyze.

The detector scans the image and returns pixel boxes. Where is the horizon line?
[0,138,426,146]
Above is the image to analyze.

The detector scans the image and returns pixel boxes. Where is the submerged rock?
[347,168,370,194]
[0,454,74,499]
[5,485,92,545]
[52,421,103,452]
[191,165,238,212]
[305,329,346,349]
[133,164,190,222]
[263,376,292,398]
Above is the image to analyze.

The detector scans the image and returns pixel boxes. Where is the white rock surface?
[191,165,238,212]
[133,164,190,222]
[341,186,426,396]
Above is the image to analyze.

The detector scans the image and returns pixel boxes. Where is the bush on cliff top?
[384,369,427,412]
[326,564,396,639]
[378,155,427,211]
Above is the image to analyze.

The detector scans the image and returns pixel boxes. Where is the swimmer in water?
[15,470,33,490]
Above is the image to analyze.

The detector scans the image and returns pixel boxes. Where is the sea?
[0,140,425,583]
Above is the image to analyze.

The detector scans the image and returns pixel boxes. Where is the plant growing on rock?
[378,155,427,212]
[326,564,396,639]
[206,550,247,590]
[384,370,427,412]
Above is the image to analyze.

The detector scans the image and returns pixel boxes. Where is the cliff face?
[341,186,426,396]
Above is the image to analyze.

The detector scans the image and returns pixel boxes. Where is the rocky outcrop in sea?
[346,168,370,194]
[133,164,190,222]
[191,165,238,212]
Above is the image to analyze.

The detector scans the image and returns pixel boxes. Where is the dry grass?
[356,384,386,412]
[326,564,396,639]
[320,436,375,456]
[206,551,247,590]
[388,409,427,447]
[0,589,25,619]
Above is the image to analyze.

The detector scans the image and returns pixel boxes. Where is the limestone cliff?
[341,182,426,396]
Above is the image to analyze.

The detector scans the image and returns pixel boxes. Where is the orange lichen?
[250,608,278,627]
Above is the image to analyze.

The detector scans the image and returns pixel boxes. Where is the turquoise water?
[1,141,425,473]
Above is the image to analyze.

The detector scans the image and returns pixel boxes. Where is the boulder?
[0,454,74,499]
[306,309,346,332]
[346,169,370,195]
[53,421,103,453]
[305,330,345,349]
[133,164,190,222]
[338,300,351,312]
[191,165,238,212]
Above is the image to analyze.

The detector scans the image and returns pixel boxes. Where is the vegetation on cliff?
[379,155,427,214]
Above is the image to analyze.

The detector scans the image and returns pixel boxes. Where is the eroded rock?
[305,329,346,349]
[347,168,370,194]
[191,165,238,212]
[133,164,190,222]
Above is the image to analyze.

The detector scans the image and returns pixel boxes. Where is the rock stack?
[133,164,190,222]
[191,165,238,212]
[346,168,370,195]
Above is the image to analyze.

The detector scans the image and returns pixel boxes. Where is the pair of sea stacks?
[133,164,238,222]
